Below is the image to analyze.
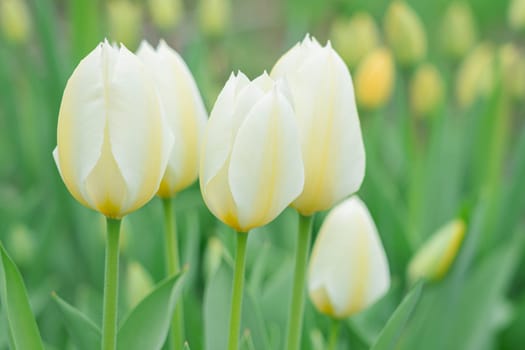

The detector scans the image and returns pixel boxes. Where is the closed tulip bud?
[355,47,395,110]
[384,1,427,66]
[53,41,174,218]
[498,44,525,100]
[407,220,466,284]
[148,0,182,30]
[271,35,365,215]
[0,0,30,44]
[125,261,154,308]
[308,196,390,318]
[509,0,525,30]
[137,40,208,197]
[200,72,304,232]
[203,236,224,281]
[198,0,231,37]
[441,2,477,59]
[409,63,444,117]
[330,12,380,68]
[107,0,142,49]
[7,224,36,267]
[456,43,495,108]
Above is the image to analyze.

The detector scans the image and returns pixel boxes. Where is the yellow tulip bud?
[455,43,495,108]
[147,0,182,30]
[441,2,477,59]
[107,0,142,49]
[355,47,395,110]
[409,63,444,117]
[384,0,427,66]
[200,72,304,232]
[125,261,154,308]
[308,196,390,319]
[137,40,208,197]
[0,0,30,44]
[7,224,35,266]
[271,35,365,215]
[53,42,174,218]
[330,12,380,67]
[198,0,231,37]
[509,0,525,30]
[203,236,224,281]
[498,44,525,100]
[407,220,466,284]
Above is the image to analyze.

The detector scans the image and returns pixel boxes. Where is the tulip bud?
[440,2,477,59]
[384,1,427,66]
[203,236,224,281]
[200,72,304,232]
[198,0,231,37]
[7,224,36,267]
[107,0,142,49]
[509,0,525,30]
[409,63,444,117]
[355,47,395,110]
[0,0,31,44]
[330,12,380,67]
[498,44,525,100]
[147,0,182,30]
[271,35,365,215]
[137,40,208,197]
[455,43,495,108]
[308,196,390,318]
[125,261,154,308]
[53,41,174,218]
[407,219,466,284]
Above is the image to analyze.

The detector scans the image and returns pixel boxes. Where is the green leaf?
[52,293,101,350]
[0,243,44,350]
[117,272,186,350]
[370,282,423,350]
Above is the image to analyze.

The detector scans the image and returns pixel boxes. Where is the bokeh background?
[0,0,524,349]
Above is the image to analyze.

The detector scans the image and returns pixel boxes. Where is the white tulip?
[137,40,208,197]
[308,196,390,318]
[271,35,365,215]
[53,41,173,218]
[200,71,304,232]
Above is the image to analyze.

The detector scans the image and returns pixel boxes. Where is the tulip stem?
[162,198,185,350]
[227,231,249,350]
[327,318,341,350]
[286,214,314,350]
[101,218,121,350]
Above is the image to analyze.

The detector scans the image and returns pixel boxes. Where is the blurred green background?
[0,0,525,349]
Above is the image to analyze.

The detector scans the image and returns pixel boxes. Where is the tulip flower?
[200,71,304,350]
[198,0,231,37]
[509,0,525,30]
[456,43,495,108]
[355,47,395,110]
[107,0,142,49]
[441,2,477,59]
[330,12,380,68]
[0,0,30,44]
[53,41,173,350]
[125,261,154,308]
[148,0,182,30]
[308,196,390,319]
[407,220,466,284]
[499,44,525,100]
[409,63,444,117]
[384,1,427,66]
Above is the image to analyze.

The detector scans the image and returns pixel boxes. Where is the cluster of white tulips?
[53,35,391,350]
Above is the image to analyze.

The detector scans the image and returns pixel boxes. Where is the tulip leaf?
[0,243,45,350]
[117,272,186,350]
[52,293,101,350]
[370,282,423,350]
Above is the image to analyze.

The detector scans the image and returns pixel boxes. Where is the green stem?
[227,231,249,350]
[286,214,314,350]
[162,198,185,350]
[101,218,121,350]
[327,319,341,350]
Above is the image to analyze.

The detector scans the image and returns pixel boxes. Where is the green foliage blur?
[0,0,524,349]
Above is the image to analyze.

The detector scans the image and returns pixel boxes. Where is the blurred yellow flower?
[498,44,525,100]
[384,0,427,66]
[200,72,304,232]
[125,261,154,308]
[355,47,395,110]
[441,2,477,59]
[308,196,390,319]
[148,0,182,30]
[409,63,444,117]
[271,35,365,215]
[7,224,35,266]
[456,43,495,108]
[198,0,231,37]
[508,0,525,30]
[203,236,224,282]
[330,12,380,67]
[107,0,142,49]
[53,42,174,218]
[408,220,466,284]
[137,40,208,198]
[0,0,30,43]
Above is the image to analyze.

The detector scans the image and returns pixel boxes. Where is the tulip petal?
[228,89,304,231]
